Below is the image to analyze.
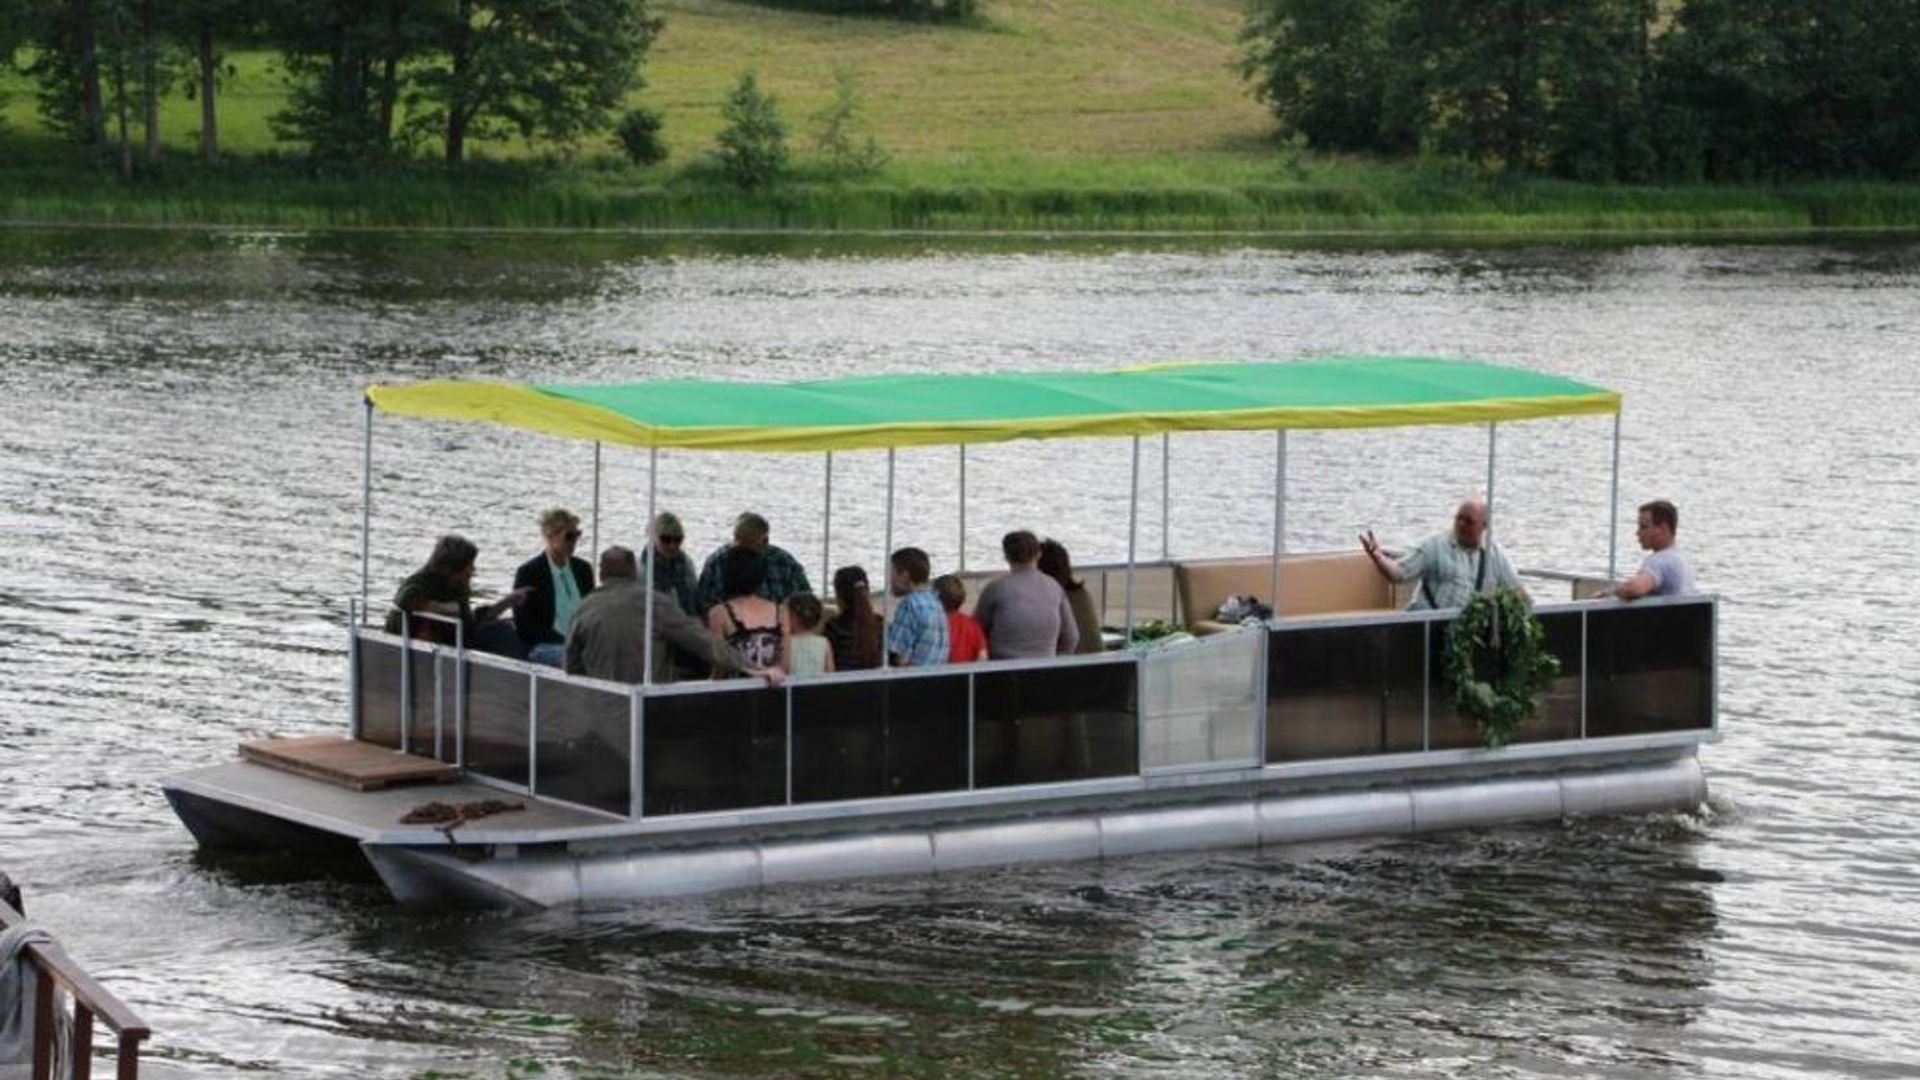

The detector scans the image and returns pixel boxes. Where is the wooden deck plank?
[240,736,458,791]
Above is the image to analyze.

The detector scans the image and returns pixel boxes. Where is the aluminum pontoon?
[164,358,1716,911]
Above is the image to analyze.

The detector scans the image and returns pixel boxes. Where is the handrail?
[0,879,150,1080]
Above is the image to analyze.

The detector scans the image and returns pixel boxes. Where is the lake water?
[1,228,1916,1078]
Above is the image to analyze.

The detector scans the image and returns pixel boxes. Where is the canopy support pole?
[957,445,967,574]
[643,447,657,687]
[1485,423,1498,531]
[1607,412,1622,581]
[822,451,833,589]
[591,441,602,556]
[882,448,895,670]
[1270,430,1286,618]
[1125,436,1140,640]
[1160,433,1170,561]
[359,395,372,622]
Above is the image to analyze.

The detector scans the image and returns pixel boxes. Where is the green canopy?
[367,356,1618,452]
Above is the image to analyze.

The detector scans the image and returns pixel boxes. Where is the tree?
[614,105,667,165]
[1241,0,1661,179]
[409,0,663,165]
[1238,0,1400,152]
[169,0,250,162]
[811,68,887,177]
[715,70,786,189]
[268,0,409,163]
[23,0,108,147]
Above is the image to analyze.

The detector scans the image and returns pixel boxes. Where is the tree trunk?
[141,0,158,164]
[198,19,218,163]
[376,0,402,151]
[111,5,131,180]
[445,0,471,164]
[76,0,107,146]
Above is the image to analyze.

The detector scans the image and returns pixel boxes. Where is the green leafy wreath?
[1442,587,1560,748]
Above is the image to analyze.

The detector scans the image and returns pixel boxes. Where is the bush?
[615,107,668,166]
[715,71,788,190]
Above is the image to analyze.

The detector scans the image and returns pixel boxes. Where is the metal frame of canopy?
[358,358,1626,691]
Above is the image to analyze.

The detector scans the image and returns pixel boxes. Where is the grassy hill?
[2,0,1918,234]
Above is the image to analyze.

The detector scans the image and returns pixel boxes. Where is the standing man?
[1360,496,1525,610]
[885,547,949,667]
[513,509,595,665]
[973,529,1080,659]
[1615,499,1697,599]
[566,546,782,686]
[695,511,812,614]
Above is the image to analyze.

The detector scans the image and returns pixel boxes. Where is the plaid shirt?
[695,543,813,615]
[886,588,949,667]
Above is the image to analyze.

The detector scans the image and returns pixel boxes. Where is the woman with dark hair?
[706,546,783,670]
[1039,538,1103,654]
[825,565,883,671]
[384,534,529,655]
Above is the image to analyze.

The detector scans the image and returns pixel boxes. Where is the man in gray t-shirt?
[974,530,1080,660]
[1616,499,1698,599]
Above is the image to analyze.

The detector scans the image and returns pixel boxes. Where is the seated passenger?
[694,511,812,614]
[639,510,698,618]
[512,508,595,667]
[1038,539,1103,654]
[706,546,784,672]
[825,565,884,671]
[1615,499,1698,599]
[934,574,988,663]
[885,547,949,667]
[974,530,1079,660]
[566,546,780,685]
[782,592,835,677]
[385,534,529,656]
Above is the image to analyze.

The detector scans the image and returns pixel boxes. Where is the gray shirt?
[565,577,742,684]
[973,566,1080,659]
[1637,546,1698,597]
[1393,533,1521,610]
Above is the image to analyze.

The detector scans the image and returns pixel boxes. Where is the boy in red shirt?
[934,574,988,663]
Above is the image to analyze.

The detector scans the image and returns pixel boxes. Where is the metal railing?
[350,591,1717,824]
[0,876,150,1080]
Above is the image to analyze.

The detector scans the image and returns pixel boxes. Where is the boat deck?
[166,759,619,846]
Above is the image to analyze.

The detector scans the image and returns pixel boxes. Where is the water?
[2,228,1917,1078]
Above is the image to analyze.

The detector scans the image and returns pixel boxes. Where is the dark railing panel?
[466,660,531,786]
[643,686,786,816]
[973,662,1138,788]
[355,636,404,750]
[1587,601,1714,736]
[1268,622,1425,762]
[405,647,436,755]
[791,674,970,804]
[534,677,631,816]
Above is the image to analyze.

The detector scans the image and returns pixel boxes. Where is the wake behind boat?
[163,357,1716,911]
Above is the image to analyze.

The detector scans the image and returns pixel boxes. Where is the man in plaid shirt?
[885,546,949,666]
[694,511,813,615]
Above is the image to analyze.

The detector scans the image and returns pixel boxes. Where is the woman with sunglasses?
[513,507,596,665]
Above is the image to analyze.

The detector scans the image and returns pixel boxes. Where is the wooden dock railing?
[0,874,150,1080]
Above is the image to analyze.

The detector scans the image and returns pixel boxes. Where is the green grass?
[4,0,1920,235]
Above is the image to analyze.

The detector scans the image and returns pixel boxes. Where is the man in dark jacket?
[514,508,595,665]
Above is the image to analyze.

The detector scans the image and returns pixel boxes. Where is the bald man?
[1360,497,1527,610]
